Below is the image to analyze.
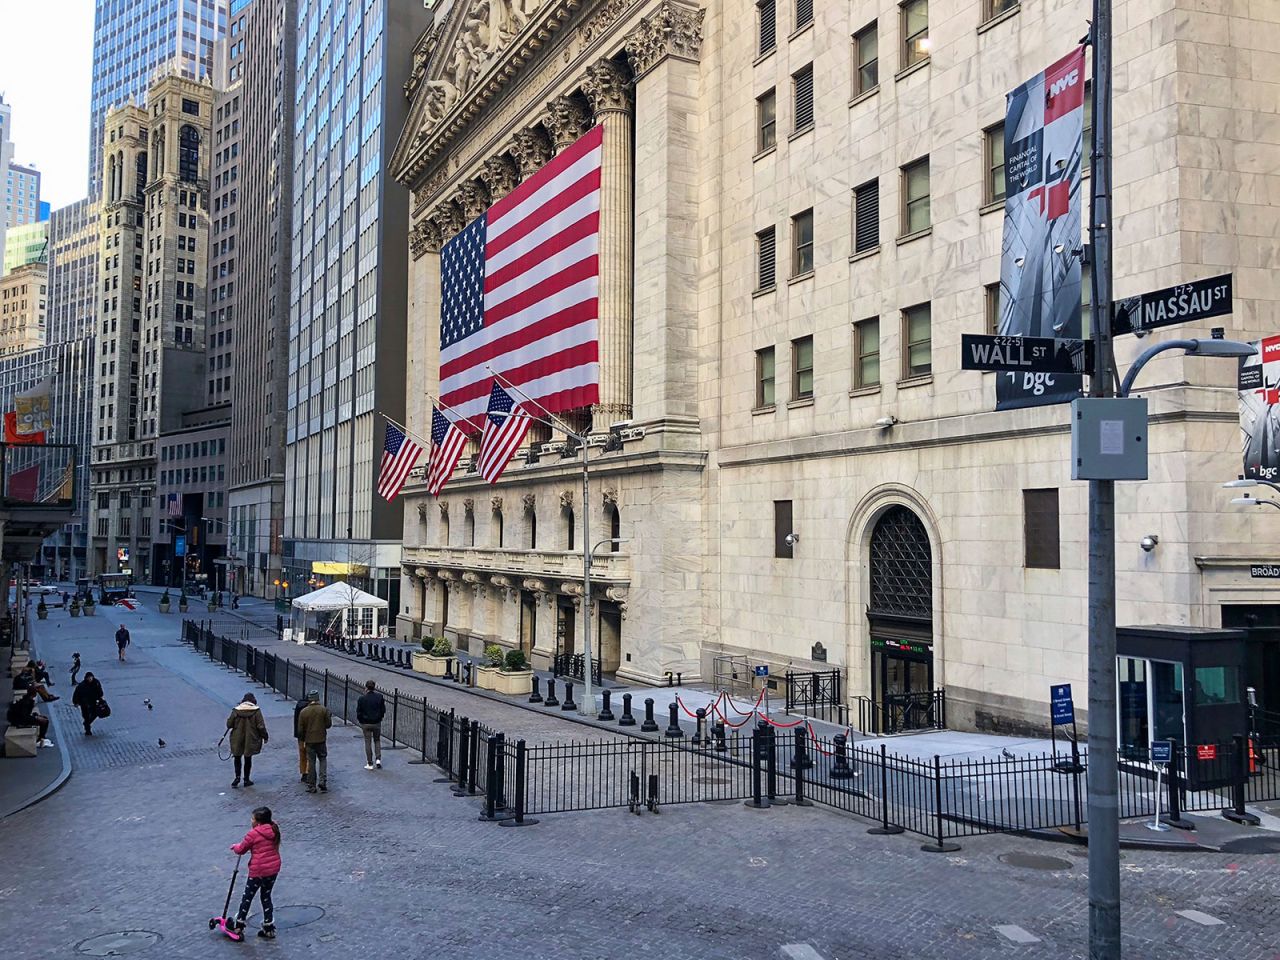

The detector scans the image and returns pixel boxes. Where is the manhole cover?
[76,931,162,956]
[998,852,1074,871]
[273,905,326,929]
[1218,836,1280,856]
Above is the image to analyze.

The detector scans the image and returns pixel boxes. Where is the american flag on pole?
[377,421,424,502]
[426,407,469,496]
[438,124,603,426]
[477,382,532,484]
[167,493,182,517]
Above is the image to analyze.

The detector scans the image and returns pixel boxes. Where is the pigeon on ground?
[144,698,153,710]
[158,738,166,747]
[1002,748,1016,760]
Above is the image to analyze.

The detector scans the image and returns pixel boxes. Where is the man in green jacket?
[297,691,332,793]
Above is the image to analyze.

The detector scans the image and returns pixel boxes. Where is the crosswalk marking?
[781,945,825,960]
[994,925,1041,944]
[1176,910,1224,926]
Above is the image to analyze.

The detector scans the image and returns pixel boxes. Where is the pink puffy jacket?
[231,823,282,878]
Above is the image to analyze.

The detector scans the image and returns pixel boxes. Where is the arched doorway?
[868,505,936,731]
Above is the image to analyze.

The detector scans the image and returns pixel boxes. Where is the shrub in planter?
[413,637,454,677]
[475,642,505,689]
[503,649,528,672]
[493,648,533,696]
[69,599,81,618]
[178,592,189,613]
[159,590,171,613]
[36,599,48,620]
[483,643,504,668]
[83,598,97,616]
[430,637,453,657]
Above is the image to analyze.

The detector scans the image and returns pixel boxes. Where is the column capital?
[454,180,490,221]
[432,201,465,241]
[542,94,593,151]
[409,217,443,259]
[624,1,706,79]
[480,154,520,202]
[509,127,553,179]
[582,59,634,119]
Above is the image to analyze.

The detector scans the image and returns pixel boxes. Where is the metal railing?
[785,669,846,725]
[854,689,946,735]
[552,651,601,686]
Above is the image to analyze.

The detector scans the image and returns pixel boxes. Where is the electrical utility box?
[1071,397,1148,480]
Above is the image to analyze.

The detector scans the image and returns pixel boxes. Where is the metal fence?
[785,669,846,725]
[854,689,946,735]
[179,621,1280,844]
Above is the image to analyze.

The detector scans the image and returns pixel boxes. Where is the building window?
[1023,488,1060,569]
[182,98,200,116]
[178,125,200,183]
[900,0,930,70]
[902,303,932,378]
[792,64,814,131]
[757,89,777,153]
[985,282,1002,335]
[853,180,879,253]
[984,0,1018,22]
[984,123,1006,204]
[854,318,880,388]
[527,507,537,550]
[901,157,930,235]
[792,209,814,276]
[853,22,879,95]
[565,507,575,551]
[756,346,776,407]
[791,335,814,400]
[756,227,777,291]
[758,0,776,55]
[795,0,813,29]
[608,505,621,547]
[774,500,794,559]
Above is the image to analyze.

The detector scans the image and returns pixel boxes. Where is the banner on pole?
[996,46,1087,410]
[1238,336,1280,482]
[14,376,53,435]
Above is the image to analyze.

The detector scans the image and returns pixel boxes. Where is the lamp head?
[1185,338,1256,359]
[1223,478,1258,489]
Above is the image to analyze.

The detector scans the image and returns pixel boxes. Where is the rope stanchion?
[805,720,854,756]
[722,687,766,717]
[711,702,756,729]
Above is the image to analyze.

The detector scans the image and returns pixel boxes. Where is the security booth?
[1117,624,1248,787]
[287,581,388,645]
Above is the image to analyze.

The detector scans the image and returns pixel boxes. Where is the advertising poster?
[996,46,1087,410]
[1239,336,1280,482]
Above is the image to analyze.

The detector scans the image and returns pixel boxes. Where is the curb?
[1,636,73,820]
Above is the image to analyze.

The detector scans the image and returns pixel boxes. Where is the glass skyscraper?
[282,0,424,604]
[87,0,227,195]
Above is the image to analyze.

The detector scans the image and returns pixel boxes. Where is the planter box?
[158,601,171,614]
[474,665,501,690]
[36,609,48,620]
[492,669,533,697]
[83,605,96,617]
[69,607,81,618]
[178,602,189,613]
[413,652,452,677]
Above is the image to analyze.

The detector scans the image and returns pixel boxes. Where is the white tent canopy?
[287,580,388,644]
[290,580,388,612]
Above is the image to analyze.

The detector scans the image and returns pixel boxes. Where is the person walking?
[292,698,309,783]
[69,652,81,686]
[227,692,268,788]
[72,672,105,736]
[296,691,331,793]
[115,624,131,662]
[228,806,282,940]
[356,679,385,771]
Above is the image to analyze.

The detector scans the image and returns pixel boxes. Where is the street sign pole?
[1087,0,1122,955]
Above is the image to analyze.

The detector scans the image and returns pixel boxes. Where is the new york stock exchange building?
[389,0,1280,739]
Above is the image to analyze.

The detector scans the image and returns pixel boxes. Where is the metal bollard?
[445,657,456,681]
[665,703,684,738]
[1164,738,1193,830]
[528,675,543,704]
[790,724,815,770]
[640,697,659,733]
[744,727,771,809]
[598,689,615,722]
[618,693,636,726]
[463,662,473,686]
[561,681,577,711]
[1223,734,1262,825]
[676,672,683,687]
[479,734,502,821]
[793,727,813,806]
[830,734,856,779]
[713,720,727,752]
[544,678,560,708]
[692,707,707,745]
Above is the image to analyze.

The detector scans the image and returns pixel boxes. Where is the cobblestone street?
[4,601,1279,960]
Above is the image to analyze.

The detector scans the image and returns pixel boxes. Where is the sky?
[0,1,95,210]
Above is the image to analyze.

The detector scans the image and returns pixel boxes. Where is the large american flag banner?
[439,124,603,427]
[477,382,531,484]
[377,422,424,502]
[426,407,469,496]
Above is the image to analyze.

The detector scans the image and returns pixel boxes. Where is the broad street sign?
[1251,564,1280,579]
[961,334,1093,374]
[1112,274,1232,337]
[1050,683,1075,726]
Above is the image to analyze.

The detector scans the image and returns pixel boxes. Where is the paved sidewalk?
[3,595,1278,959]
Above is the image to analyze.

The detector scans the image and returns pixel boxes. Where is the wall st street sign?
[961,334,1093,375]
[1112,274,1232,337]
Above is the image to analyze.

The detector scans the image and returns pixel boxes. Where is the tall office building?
[282,0,424,605]
[88,75,223,581]
[0,261,46,354]
[0,97,15,278]
[47,199,101,345]
[3,221,49,274]
[87,0,227,196]
[5,162,43,229]
[226,0,294,598]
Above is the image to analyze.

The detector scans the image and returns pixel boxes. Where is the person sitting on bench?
[13,666,59,703]
[32,661,54,686]
[6,692,53,747]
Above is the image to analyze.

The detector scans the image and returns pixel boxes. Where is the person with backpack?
[228,806,282,940]
[226,692,268,788]
[72,672,105,736]
[355,679,385,770]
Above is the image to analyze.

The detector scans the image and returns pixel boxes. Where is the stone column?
[408,217,443,443]
[582,58,635,428]
[624,2,706,438]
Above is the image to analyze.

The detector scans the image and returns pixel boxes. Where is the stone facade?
[0,262,46,355]
[390,0,1280,728]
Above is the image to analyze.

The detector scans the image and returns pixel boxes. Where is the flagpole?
[482,367,598,719]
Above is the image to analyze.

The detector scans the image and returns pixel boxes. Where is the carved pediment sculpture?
[559,489,574,509]
[490,496,504,512]
[522,492,537,512]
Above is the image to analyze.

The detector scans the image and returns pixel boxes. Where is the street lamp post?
[583,536,629,718]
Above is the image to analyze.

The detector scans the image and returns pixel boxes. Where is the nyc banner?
[996,47,1086,410]
[13,376,53,435]
[1239,336,1280,482]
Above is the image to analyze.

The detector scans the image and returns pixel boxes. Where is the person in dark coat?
[72,672,105,736]
[227,692,269,788]
[292,698,309,784]
[355,679,386,770]
[7,692,52,745]
[115,624,131,662]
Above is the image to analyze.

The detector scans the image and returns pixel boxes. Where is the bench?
[10,654,30,678]
[3,724,38,758]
